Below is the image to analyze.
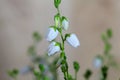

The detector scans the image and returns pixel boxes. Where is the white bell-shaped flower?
[46,27,58,41]
[62,18,69,30]
[48,42,60,56]
[93,57,102,68]
[66,34,80,48]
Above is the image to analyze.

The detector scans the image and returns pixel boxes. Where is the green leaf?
[68,74,74,80]
[54,0,61,8]
[43,76,50,80]
[61,16,68,22]
[73,61,80,72]
[33,32,42,42]
[101,66,109,79]
[33,70,40,76]
[101,33,107,42]
[60,52,66,60]
[65,34,70,41]
[8,69,19,78]
[104,43,112,54]
[61,65,66,72]
[39,64,45,72]
[28,45,36,55]
[84,69,92,79]
[107,29,112,38]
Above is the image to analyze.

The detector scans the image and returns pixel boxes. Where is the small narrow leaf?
[107,29,112,38]
[54,0,61,8]
[33,32,42,42]
[73,61,80,72]
[39,64,45,72]
[8,69,19,78]
[84,69,92,79]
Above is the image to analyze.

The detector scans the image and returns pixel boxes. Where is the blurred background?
[0,0,120,80]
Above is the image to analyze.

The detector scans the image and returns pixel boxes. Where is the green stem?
[56,5,69,80]
[75,71,77,80]
[60,32,69,80]
[57,8,60,14]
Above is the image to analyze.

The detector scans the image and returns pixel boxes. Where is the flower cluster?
[46,16,80,56]
[45,0,80,80]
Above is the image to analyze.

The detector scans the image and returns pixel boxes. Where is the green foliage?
[107,29,112,39]
[104,43,112,54]
[101,66,109,80]
[65,34,71,41]
[39,64,45,72]
[33,32,42,42]
[8,69,19,79]
[54,0,61,8]
[73,61,80,72]
[84,69,92,80]
[28,45,36,55]
[68,74,74,80]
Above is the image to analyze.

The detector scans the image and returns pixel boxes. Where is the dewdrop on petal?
[66,34,80,48]
[46,27,58,41]
[48,42,60,56]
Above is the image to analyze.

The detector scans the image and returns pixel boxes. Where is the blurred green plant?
[8,31,59,80]
[45,0,81,80]
[84,69,92,80]
[8,69,19,80]
[94,29,119,80]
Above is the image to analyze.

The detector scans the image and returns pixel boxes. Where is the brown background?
[0,0,120,80]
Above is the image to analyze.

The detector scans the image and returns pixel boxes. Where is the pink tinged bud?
[46,27,58,41]
[62,19,69,30]
[93,57,102,68]
[66,34,80,48]
[48,42,60,56]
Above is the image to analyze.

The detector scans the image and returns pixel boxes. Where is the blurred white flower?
[20,66,31,74]
[66,34,80,48]
[46,27,58,41]
[48,42,60,56]
[93,57,102,68]
[62,18,69,30]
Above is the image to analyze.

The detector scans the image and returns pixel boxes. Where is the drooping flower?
[46,27,58,41]
[48,41,60,56]
[93,57,103,68]
[66,34,80,48]
[62,17,69,30]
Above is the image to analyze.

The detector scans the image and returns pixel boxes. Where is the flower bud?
[46,27,58,41]
[66,34,80,48]
[62,17,69,30]
[48,42,60,56]
[54,14,60,27]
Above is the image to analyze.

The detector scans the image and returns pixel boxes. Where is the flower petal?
[48,42,60,56]
[62,19,69,30]
[46,27,58,41]
[67,34,80,48]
